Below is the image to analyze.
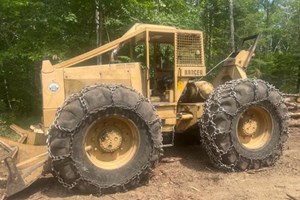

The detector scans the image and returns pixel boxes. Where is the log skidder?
[200,79,289,171]
[47,84,162,193]
[1,24,292,198]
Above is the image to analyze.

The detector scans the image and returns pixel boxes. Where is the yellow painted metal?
[41,23,206,134]
[84,116,139,170]
[175,103,204,133]
[8,124,46,145]
[0,137,47,163]
[53,27,146,69]
[237,106,272,150]
[177,113,193,120]
[178,67,206,77]
[42,62,145,131]
[212,47,257,88]
[41,61,65,109]
[63,63,144,96]
[223,50,249,68]
[52,23,193,69]
[41,60,65,130]
[174,32,178,104]
[213,65,247,87]
[0,137,48,198]
[2,23,264,198]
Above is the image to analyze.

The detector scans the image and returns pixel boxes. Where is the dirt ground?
[1,128,299,200]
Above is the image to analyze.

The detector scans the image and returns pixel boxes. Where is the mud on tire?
[47,84,162,194]
[199,79,289,171]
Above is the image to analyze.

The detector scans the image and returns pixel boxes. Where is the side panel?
[63,63,145,97]
[41,62,145,131]
[41,61,65,130]
[213,66,247,87]
[152,102,177,132]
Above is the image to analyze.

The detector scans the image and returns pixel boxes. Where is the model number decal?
[179,67,206,77]
[184,69,203,76]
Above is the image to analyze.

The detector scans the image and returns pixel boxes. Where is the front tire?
[200,79,289,171]
[47,84,162,193]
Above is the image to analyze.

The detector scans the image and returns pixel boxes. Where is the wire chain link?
[199,78,289,171]
[47,84,163,192]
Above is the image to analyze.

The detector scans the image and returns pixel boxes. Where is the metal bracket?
[162,126,175,147]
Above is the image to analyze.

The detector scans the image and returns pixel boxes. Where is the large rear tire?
[200,79,289,171]
[47,84,162,193]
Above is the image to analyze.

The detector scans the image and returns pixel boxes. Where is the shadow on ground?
[8,130,218,200]
[161,130,217,172]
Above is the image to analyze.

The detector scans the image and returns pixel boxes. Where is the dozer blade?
[0,137,48,199]
[4,153,48,198]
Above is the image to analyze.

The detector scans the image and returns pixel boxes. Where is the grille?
[176,32,204,66]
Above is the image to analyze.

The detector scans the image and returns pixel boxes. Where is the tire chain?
[199,78,289,171]
[46,83,163,194]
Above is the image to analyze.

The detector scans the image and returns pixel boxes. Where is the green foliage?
[0,112,17,139]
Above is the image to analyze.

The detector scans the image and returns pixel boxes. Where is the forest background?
[0,0,299,125]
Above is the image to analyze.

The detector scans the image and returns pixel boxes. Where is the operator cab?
[148,36,175,103]
[107,24,205,105]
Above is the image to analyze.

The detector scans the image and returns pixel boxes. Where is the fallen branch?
[289,113,300,119]
[283,93,300,98]
[286,101,300,108]
[246,168,269,174]
[189,186,200,192]
[286,193,297,200]
[284,97,293,102]
[283,94,300,103]
[289,119,300,127]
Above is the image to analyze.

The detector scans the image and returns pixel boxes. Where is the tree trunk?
[289,119,300,127]
[229,0,235,52]
[297,14,300,92]
[4,79,12,110]
[297,64,300,93]
[207,3,213,68]
[95,0,102,64]
[0,63,12,111]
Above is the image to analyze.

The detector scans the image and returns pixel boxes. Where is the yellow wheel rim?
[237,106,273,150]
[84,116,139,170]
